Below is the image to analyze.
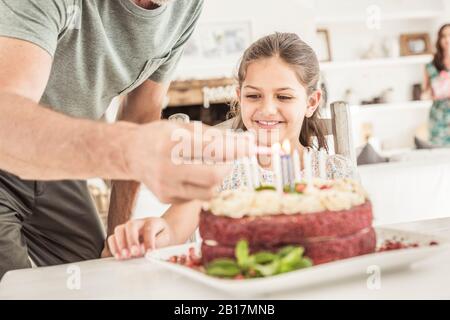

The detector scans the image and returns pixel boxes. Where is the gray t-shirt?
[0,0,203,119]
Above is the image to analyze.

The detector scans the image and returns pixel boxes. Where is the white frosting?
[204,178,369,218]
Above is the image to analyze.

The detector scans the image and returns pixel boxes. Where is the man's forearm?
[0,91,136,180]
[107,180,140,235]
[106,82,167,235]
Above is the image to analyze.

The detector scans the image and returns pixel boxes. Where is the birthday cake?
[199,178,376,266]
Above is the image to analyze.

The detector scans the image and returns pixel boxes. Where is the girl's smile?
[252,119,286,130]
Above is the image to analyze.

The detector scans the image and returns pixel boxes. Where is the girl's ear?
[305,90,322,118]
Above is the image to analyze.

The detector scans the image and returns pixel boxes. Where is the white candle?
[281,154,290,191]
[271,143,283,193]
[281,139,292,191]
[250,155,261,188]
[303,148,313,185]
[292,149,301,183]
[242,157,253,190]
[318,148,327,180]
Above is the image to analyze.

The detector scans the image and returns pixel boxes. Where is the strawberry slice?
[295,183,307,193]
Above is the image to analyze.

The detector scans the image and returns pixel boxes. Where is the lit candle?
[303,148,313,186]
[292,149,302,183]
[287,156,295,191]
[318,148,327,180]
[271,143,283,193]
[250,155,261,188]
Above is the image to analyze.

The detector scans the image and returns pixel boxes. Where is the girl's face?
[440,26,450,52]
[237,57,321,147]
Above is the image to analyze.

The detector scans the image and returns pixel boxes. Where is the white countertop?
[1,218,450,300]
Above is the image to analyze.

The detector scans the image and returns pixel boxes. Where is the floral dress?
[426,62,450,146]
[220,150,356,191]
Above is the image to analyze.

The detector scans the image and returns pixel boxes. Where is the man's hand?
[124,120,255,204]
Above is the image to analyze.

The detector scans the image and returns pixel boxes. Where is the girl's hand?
[106,217,174,260]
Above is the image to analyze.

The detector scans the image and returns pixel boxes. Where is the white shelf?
[320,55,432,71]
[350,100,433,112]
[315,10,442,24]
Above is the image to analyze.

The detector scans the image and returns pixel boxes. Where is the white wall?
[351,104,432,150]
[315,0,447,149]
[434,0,450,31]
[174,0,316,79]
[316,0,445,103]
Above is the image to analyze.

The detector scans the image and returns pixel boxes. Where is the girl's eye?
[245,94,260,99]
[277,95,293,100]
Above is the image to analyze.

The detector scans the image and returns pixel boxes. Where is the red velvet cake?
[199,179,376,266]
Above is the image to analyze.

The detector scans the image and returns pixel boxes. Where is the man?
[0,0,253,278]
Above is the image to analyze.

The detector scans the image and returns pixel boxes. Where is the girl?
[104,32,355,260]
[422,24,450,146]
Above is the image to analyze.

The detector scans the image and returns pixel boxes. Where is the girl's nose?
[261,99,277,115]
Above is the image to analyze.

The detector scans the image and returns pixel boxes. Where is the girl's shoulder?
[326,154,357,179]
[310,150,357,179]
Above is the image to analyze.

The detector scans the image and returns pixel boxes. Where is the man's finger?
[176,182,219,202]
[200,129,256,162]
[174,122,257,163]
[179,163,231,188]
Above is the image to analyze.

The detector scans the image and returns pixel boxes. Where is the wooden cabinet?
[167,77,236,107]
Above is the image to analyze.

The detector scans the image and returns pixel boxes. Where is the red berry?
[179,254,187,265]
[191,257,202,266]
[295,184,306,193]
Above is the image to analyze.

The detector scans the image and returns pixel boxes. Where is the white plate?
[146,227,449,296]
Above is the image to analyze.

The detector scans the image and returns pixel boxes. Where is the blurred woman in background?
[422,24,450,146]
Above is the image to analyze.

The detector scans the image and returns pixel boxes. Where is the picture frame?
[182,20,253,63]
[316,29,332,62]
[399,33,432,56]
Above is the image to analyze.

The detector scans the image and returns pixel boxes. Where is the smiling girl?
[104,32,356,260]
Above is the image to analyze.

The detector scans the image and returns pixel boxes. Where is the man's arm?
[0,37,134,181]
[107,80,169,235]
[0,37,254,205]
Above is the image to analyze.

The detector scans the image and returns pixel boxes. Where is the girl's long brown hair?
[433,24,450,72]
[228,32,328,150]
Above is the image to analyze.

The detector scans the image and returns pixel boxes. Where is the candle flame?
[271,142,281,153]
[281,139,291,154]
